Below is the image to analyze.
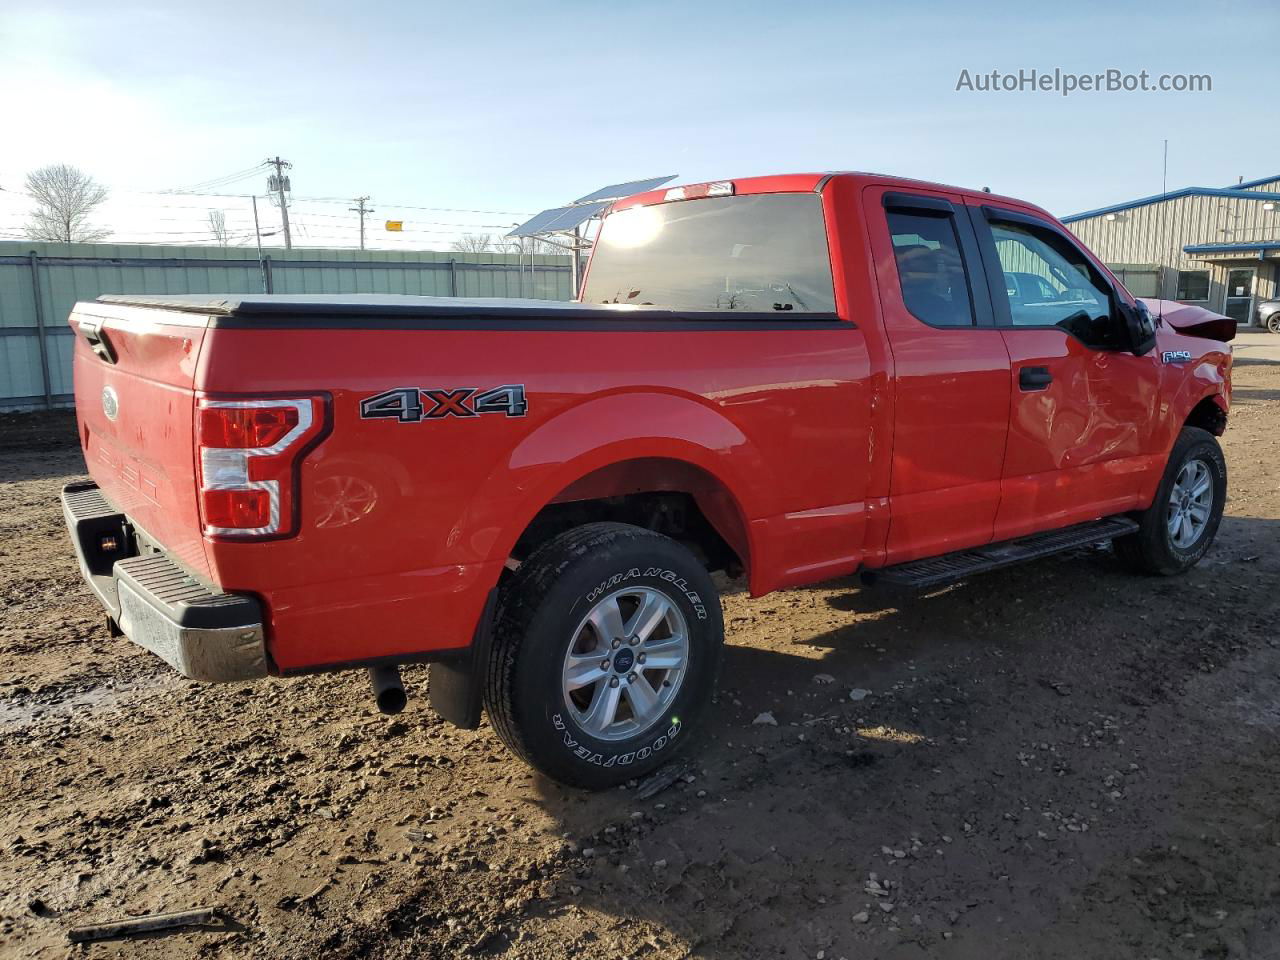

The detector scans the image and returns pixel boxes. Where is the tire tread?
[483,522,674,776]
[1114,426,1225,576]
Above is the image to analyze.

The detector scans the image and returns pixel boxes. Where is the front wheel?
[484,522,724,789]
[1266,313,1280,334]
[1114,426,1227,575]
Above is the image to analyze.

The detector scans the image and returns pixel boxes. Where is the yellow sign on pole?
[384,220,403,232]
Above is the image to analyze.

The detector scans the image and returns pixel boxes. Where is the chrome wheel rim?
[561,587,689,742]
[1167,458,1213,549]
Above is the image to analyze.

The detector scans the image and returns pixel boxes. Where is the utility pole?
[349,196,374,250]
[571,225,583,299]
[265,156,293,250]
[251,196,268,293]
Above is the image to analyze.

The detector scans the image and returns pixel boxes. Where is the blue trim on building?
[1062,185,1280,224]
[1184,241,1280,255]
[1228,174,1280,190]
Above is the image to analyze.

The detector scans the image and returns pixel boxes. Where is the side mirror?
[1117,300,1157,356]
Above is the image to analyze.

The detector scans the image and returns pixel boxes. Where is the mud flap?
[428,588,497,729]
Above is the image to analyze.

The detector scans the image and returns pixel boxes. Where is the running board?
[864,516,1139,590]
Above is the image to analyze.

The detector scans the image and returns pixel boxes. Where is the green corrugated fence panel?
[0,260,38,329]
[2,335,44,397]
[0,241,571,406]
[46,334,75,395]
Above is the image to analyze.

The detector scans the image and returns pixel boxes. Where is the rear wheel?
[484,522,723,789]
[1266,313,1280,334]
[1114,426,1226,575]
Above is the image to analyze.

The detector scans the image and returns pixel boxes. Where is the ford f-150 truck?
[62,172,1234,788]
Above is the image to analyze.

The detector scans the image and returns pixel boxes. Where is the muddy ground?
[2,362,1279,960]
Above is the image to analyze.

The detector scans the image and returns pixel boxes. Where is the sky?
[0,0,1276,250]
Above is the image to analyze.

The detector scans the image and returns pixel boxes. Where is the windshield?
[582,194,836,313]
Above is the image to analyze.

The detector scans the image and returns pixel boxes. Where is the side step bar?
[864,516,1139,590]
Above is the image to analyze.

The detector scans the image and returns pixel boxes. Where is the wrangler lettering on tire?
[484,522,723,789]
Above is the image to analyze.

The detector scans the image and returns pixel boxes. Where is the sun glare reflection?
[600,205,664,249]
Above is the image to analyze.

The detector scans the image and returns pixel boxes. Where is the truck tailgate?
[70,304,212,580]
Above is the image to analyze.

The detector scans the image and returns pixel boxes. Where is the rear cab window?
[885,210,976,327]
[582,194,836,313]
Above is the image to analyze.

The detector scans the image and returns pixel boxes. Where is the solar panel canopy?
[506,201,610,238]
[572,175,677,205]
[506,175,679,238]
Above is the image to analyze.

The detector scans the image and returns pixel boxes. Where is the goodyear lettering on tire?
[553,712,682,767]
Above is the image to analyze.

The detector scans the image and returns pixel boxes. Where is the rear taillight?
[196,396,328,539]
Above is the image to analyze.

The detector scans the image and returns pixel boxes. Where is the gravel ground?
[1,361,1278,960]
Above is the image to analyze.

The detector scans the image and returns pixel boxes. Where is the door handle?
[1018,366,1052,391]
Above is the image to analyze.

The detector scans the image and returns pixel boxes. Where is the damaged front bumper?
[61,482,268,682]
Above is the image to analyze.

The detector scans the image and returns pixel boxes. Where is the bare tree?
[23,163,110,242]
[207,209,230,246]
[494,235,570,257]
[451,233,493,253]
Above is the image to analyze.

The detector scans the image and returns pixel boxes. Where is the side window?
[987,218,1119,345]
[886,210,975,327]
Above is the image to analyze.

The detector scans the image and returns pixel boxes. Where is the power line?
[0,201,515,228]
[166,163,267,194]
[112,187,531,216]
[299,197,532,216]
[5,180,534,218]
[0,216,515,239]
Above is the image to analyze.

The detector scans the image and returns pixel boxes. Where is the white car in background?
[1257,298,1280,334]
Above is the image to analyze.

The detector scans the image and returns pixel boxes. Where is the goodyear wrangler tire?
[1114,426,1227,576]
[484,522,724,789]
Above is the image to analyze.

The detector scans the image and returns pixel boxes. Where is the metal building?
[1063,174,1280,327]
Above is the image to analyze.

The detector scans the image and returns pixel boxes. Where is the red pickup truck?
[62,173,1234,788]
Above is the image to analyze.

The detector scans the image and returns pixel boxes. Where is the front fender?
[1157,335,1231,446]
[455,390,777,564]
[1138,334,1231,504]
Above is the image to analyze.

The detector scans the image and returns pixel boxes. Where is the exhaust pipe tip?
[369,665,406,715]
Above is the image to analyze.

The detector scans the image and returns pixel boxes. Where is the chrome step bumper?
[61,482,268,682]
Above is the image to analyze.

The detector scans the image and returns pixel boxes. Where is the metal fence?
[0,241,572,411]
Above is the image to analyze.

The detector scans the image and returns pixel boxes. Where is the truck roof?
[613,172,1045,218]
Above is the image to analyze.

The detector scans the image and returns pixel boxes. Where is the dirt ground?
[2,361,1278,960]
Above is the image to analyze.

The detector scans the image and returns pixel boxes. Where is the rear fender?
[430,394,768,732]
[461,391,774,574]
[429,393,770,729]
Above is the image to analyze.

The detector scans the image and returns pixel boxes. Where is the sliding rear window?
[582,194,836,313]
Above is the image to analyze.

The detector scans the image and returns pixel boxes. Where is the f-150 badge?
[360,385,528,422]
[1162,350,1192,364]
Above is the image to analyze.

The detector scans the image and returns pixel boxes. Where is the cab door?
[864,186,1012,564]
[965,203,1162,540]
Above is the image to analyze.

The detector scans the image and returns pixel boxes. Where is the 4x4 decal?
[360,385,528,423]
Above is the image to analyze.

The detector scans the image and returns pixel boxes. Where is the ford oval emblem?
[102,385,119,421]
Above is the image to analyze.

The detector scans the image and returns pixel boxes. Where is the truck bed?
[96,293,841,327]
[71,292,867,673]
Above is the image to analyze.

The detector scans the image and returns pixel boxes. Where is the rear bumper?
[61,482,268,682]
